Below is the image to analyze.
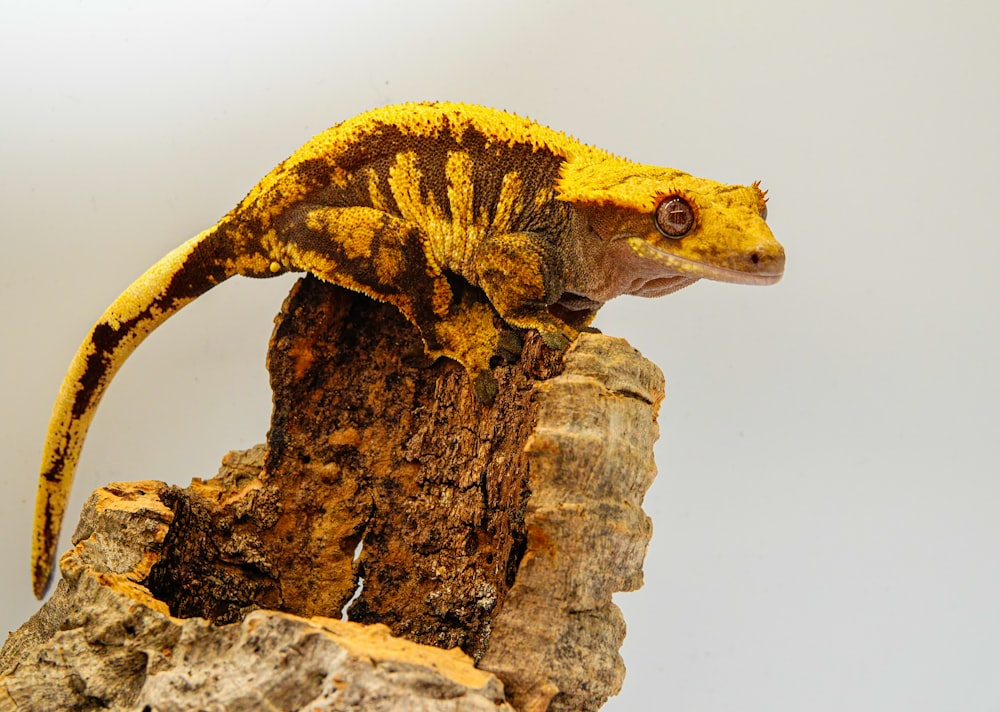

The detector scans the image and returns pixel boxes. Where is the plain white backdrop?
[2,1,999,710]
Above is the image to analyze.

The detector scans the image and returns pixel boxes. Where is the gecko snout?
[746,241,785,282]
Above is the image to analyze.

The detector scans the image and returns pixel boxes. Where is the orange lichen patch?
[189,468,265,508]
[53,480,176,615]
[307,616,497,691]
[327,428,362,447]
[287,338,317,381]
[524,523,556,557]
[98,573,173,615]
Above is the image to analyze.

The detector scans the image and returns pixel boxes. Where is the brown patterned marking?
[305,208,376,261]
[365,167,390,212]
[294,119,569,247]
[492,171,524,236]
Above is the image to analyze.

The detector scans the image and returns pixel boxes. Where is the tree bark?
[2,277,664,712]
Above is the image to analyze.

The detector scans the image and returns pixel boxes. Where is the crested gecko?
[31,102,784,597]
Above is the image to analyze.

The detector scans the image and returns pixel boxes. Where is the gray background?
[2,1,998,709]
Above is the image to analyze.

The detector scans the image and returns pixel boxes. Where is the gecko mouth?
[627,237,784,286]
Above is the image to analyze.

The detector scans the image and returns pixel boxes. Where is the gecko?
[31,101,784,597]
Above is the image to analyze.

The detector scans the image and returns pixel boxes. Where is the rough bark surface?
[0,486,510,711]
[2,277,664,712]
[479,340,664,712]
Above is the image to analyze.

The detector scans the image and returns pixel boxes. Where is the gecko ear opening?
[654,196,694,238]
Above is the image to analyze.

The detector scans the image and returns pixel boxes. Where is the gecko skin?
[31,102,784,597]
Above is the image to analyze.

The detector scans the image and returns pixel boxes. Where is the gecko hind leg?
[428,290,508,404]
[400,288,519,404]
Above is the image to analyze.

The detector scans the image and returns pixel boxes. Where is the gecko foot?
[494,330,524,364]
[473,370,499,405]
[540,330,572,352]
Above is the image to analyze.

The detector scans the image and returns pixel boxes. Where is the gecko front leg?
[472,231,577,352]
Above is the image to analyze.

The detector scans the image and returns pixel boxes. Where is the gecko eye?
[655,196,694,238]
[760,204,768,221]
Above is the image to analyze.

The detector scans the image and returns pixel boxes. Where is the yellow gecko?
[31,102,784,597]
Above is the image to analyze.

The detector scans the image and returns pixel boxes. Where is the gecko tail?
[31,222,269,598]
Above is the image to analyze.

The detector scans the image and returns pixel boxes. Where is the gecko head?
[557,157,785,289]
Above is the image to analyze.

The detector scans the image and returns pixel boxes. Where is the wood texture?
[0,482,511,711]
[2,277,664,711]
[480,335,664,712]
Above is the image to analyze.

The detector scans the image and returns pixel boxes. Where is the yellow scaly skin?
[31,102,784,597]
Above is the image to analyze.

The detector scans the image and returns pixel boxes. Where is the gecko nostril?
[750,253,760,265]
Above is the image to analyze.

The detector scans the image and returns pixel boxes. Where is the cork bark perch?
[1,277,664,712]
